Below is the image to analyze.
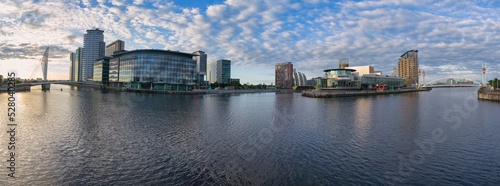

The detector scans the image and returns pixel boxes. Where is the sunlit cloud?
[0,0,499,83]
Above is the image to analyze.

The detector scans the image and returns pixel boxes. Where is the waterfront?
[1,85,499,185]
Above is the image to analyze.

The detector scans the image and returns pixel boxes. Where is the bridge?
[421,77,482,88]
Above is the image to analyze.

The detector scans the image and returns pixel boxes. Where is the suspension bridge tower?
[41,47,49,81]
[41,47,50,90]
[482,63,487,87]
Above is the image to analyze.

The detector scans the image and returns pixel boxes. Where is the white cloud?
[133,0,144,5]
[1,0,500,82]
[206,4,227,19]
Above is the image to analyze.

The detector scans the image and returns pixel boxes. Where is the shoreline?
[1,83,282,95]
[302,88,431,98]
[477,88,500,102]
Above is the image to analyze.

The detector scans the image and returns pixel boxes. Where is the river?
[1,85,499,185]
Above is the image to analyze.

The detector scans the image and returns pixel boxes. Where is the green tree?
[0,75,3,85]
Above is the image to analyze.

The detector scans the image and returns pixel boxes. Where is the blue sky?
[0,0,499,84]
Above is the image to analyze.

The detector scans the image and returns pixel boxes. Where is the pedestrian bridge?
[16,81,98,90]
[421,77,482,88]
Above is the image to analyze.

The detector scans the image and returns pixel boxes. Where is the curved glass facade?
[109,50,197,90]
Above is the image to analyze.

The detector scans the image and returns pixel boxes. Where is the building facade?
[398,50,419,87]
[74,47,83,81]
[275,62,293,89]
[207,62,216,84]
[108,49,197,90]
[69,53,75,81]
[93,57,111,84]
[82,28,105,81]
[322,68,358,88]
[193,50,207,87]
[293,69,307,86]
[207,59,231,84]
[345,66,374,77]
[217,59,231,84]
[361,74,405,90]
[193,51,207,77]
[105,40,125,57]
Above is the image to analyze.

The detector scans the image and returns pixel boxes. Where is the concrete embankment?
[478,89,500,102]
[0,85,31,92]
[302,89,429,98]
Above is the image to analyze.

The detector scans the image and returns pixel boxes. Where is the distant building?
[105,40,125,56]
[207,59,231,84]
[74,47,83,81]
[93,57,111,85]
[322,68,358,88]
[230,78,240,85]
[108,49,197,90]
[293,69,307,86]
[345,66,374,77]
[398,50,419,87]
[275,62,293,89]
[193,50,207,86]
[82,28,105,81]
[208,62,216,84]
[69,53,75,81]
[361,74,405,90]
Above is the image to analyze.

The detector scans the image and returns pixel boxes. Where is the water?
[1,85,499,185]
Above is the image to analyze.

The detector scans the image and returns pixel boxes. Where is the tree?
[0,75,3,85]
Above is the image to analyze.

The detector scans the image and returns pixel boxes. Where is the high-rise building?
[82,28,105,81]
[293,69,307,86]
[70,52,75,81]
[275,62,293,89]
[193,50,207,86]
[207,62,216,84]
[217,59,231,84]
[105,40,125,56]
[398,50,419,87]
[74,47,83,81]
[207,59,231,84]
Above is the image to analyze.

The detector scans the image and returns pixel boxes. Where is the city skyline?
[1,0,500,84]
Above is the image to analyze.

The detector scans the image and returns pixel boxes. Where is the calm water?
[1,85,499,185]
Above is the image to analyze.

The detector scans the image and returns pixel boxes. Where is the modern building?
[93,57,111,85]
[108,49,197,90]
[230,78,240,85]
[69,53,75,81]
[207,59,231,84]
[293,69,307,86]
[207,62,216,84]
[361,74,405,90]
[193,50,207,87]
[82,28,105,81]
[398,50,419,87]
[345,66,374,77]
[322,68,358,88]
[275,62,293,89]
[74,47,83,81]
[105,40,125,57]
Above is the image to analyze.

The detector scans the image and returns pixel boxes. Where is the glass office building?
[109,49,197,90]
[93,57,111,84]
[361,75,405,90]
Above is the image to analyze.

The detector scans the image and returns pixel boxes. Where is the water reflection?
[0,86,498,185]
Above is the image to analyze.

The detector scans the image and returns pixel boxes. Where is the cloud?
[1,0,500,82]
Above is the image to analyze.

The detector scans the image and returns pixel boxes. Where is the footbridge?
[421,77,482,88]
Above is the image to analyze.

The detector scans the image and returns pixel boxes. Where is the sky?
[0,0,499,84]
